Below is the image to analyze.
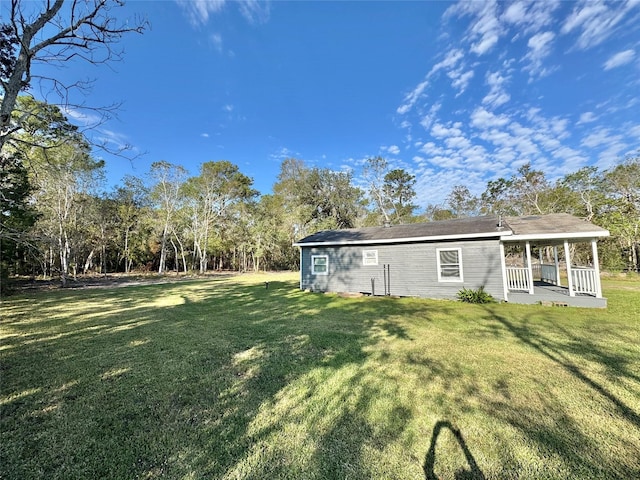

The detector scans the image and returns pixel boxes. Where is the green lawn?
[1,272,639,479]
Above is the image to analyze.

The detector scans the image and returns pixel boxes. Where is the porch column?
[592,239,603,298]
[499,242,509,301]
[554,246,561,286]
[564,240,575,297]
[525,241,534,295]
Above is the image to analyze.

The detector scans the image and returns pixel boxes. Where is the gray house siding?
[300,238,504,300]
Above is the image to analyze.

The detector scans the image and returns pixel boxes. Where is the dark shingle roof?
[294,213,609,246]
[294,215,505,245]
[503,213,608,236]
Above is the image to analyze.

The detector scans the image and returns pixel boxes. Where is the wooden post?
[564,240,575,297]
[592,239,603,298]
[525,241,534,295]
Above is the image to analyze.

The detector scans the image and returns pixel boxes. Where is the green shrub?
[456,286,496,304]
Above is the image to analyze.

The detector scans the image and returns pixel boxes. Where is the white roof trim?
[501,230,610,242]
[293,230,510,247]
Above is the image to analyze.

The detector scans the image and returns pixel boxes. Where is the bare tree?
[0,0,146,152]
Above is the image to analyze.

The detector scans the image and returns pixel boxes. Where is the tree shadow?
[1,276,429,479]
[423,420,485,480]
[483,305,640,430]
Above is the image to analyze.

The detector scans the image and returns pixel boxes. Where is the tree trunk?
[123,227,131,274]
[83,249,95,274]
[159,224,168,274]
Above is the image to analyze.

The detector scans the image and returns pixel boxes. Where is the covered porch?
[507,281,607,308]
[499,215,610,308]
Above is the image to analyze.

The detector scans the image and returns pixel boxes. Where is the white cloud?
[470,107,510,129]
[381,145,401,155]
[578,112,597,124]
[177,0,270,26]
[524,31,555,78]
[62,106,104,127]
[550,117,569,138]
[445,1,504,56]
[429,48,465,76]
[420,142,445,156]
[393,0,640,207]
[482,70,511,108]
[502,1,560,35]
[211,33,223,53]
[177,0,226,26]
[582,128,622,148]
[431,123,463,139]
[270,146,300,161]
[419,103,442,131]
[201,133,210,138]
[502,2,526,25]
[603,49,636,70]
[562,0,639,50]
[445,136,472,150]
[238,0,271,24]
[95,129,131,151]
[552,146,587,170]
[223,104,234,112]
[448,69,475,95]
[397,80,429,115]
[426,47,474,95]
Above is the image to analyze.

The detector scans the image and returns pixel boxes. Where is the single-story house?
[293,214,610,308]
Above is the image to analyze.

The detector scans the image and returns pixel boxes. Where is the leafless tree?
[0,0,147,152]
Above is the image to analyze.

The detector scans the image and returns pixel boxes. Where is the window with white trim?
[311,255,328,275]
[437,248,463,282]
[362,249,378,266]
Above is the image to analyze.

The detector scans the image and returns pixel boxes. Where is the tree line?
[1,2,638,289]
[1,96,638,290]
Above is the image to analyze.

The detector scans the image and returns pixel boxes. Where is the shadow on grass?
[484,305,640,429]
[476,305,640,478]
[3,278,638,478]
[423,420,485,480]
[1,277,447,479]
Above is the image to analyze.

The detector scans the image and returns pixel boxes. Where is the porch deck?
[507,281,607,308]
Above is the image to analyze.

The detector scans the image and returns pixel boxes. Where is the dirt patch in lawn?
[7,271,239,293]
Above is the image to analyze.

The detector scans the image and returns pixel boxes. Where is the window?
[311,255,328,275]
[362,249,378,266]
[437,248,463,282]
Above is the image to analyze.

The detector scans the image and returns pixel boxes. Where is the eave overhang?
[500,230,610,242]
[293,230,511,247]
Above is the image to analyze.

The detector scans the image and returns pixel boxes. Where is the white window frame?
[436,248,463,282]
[362,249,378,266]
[311,255,329,275]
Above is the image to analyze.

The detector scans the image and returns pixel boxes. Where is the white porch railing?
[571,267,598,295]
[506,267,531,291]
[531,263,558,284]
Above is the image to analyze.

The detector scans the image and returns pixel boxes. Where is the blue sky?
[26,0,640,207]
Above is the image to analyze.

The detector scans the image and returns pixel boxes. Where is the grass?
[1,272,639,479]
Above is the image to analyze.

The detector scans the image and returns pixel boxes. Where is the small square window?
[363,250,378,266]
[437,248,463,282]
[311,255,328,275]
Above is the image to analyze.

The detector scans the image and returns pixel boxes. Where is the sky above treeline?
[22,0,640,207]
